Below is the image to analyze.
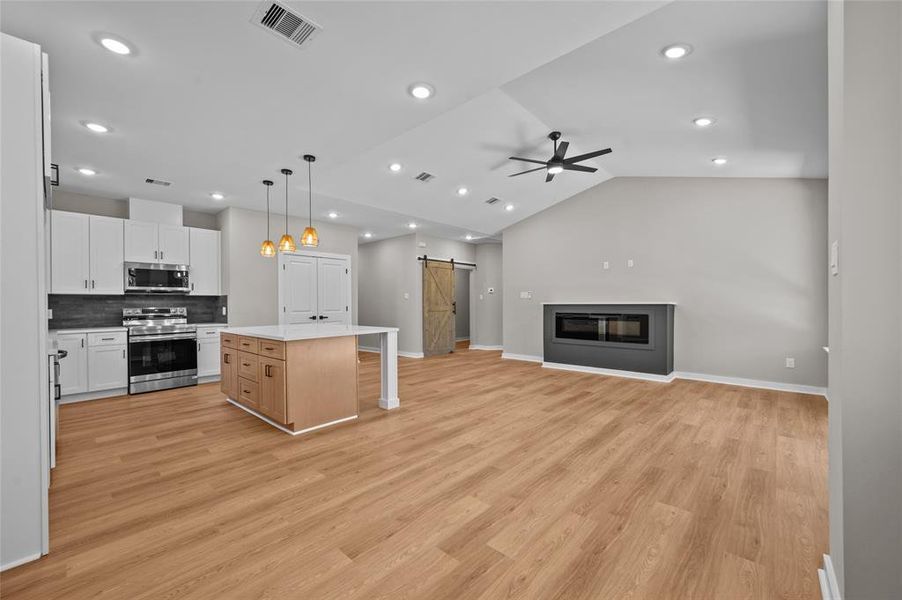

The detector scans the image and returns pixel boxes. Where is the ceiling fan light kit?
[508,131,612,182]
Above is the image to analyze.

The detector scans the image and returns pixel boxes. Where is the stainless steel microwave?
[124,262,190,294]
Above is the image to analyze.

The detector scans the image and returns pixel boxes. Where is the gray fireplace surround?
[543,303,675,376]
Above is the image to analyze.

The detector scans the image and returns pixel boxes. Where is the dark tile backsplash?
[48,295,228,329]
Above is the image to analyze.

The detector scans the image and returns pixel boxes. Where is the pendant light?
[259,179,276,257]
[300,154,319,248]
[277,168,296,253]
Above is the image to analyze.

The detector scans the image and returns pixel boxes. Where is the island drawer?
[238,336,258,352]
[221,333,239,349]
[258,339,285,360]
[238,351,259,381]
[238,377,259,409]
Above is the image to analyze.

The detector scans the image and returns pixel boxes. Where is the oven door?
[125,262,190,293]
[128,333,198,384]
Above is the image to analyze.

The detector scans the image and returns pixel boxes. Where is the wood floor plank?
[0,348,828,599]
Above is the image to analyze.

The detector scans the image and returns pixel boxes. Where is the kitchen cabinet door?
[87,345,127,392]
[50,211,90,293]
[220,347,238,398]
[89,215,124,294]
[188,228,220,295]
[258,357,287,424]
[158,224,189,265]
[124,220,159,263]
[197,335,221,377]
[57,333,87,395]
[316,257,350,325]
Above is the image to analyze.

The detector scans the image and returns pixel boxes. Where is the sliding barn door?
[422,260,455,356]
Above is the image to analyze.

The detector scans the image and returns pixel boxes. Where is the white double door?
[279,253,351,325]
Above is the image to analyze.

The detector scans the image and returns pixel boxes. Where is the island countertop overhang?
[221,324,399,342]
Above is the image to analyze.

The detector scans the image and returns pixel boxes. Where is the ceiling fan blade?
[509,166,546,177]
[562,164,597,173]
[563,148,612,164]
[553,141,569,160]
[545,171,555,183]
[509,156,547,166]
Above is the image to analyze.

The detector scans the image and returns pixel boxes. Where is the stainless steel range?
[124,307,197,394]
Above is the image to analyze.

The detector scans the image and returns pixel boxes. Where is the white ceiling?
[1,0,826,243]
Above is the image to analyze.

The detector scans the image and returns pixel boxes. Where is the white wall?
[471,243,503,348]
[503,177,828,387]
[828,1,902,597]
[1,32,48,570]
[51,189,218,230]
[218,207,359,327]
[357,234,419,353]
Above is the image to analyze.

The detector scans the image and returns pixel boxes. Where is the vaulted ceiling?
[1,1,826,242]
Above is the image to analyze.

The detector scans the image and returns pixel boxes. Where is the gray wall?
[503,177,828,387]
[51,189,219,230]
[828,1,902,597]
[357,234,419,353]
[218,207,359,327]
[454,270,470,340]
[471,243,503,348]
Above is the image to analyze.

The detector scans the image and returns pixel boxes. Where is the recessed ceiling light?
[457,187,469,196]
[505,204,515,212]
[408,222,417,229]
[389,162,402,172]
[363,232,373,238]
[84,122,109,133]
[100,37,132,55]
[77,167,96,176]
[328,211,339,219]
[692,117,716,128]
[662,44,692,59]
[408,82,434,100]
[711,157,728,165]
[465,234,474,241]
[210,192,224,200]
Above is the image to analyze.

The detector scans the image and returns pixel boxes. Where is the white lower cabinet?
[88,344,128,392]
[57,333,88,395]
[197,326,224,377]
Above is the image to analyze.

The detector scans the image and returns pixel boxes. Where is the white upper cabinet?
[124,220,159,263]
[88,216,124,294]
[51,211,90,293]
[158,224,189,265]
[51,211,124,295]
[188,228,220,295]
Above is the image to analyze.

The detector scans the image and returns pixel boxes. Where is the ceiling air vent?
[145,178,171,187]
[414,172,435,182]
[251,1,321,49]
[485,197,500,205]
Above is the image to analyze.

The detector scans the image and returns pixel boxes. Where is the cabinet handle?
[91,280,95,289]
[84,279,88,289]
[101,337,114,341]
[318,315,328,320]
[160,251,164,260]
[197,342,201,352]
[191,283,195,291]
[154,250,158,260]
[224,353,230,364]
[308,315,318,320]
[81,338,84,348]
[242,362,250,367]
[122,349,125,359]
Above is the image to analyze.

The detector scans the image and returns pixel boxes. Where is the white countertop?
[541,302,677,306]
[49,326,127,334]
[222,324,398,342]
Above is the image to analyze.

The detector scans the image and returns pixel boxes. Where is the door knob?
[309,315,318,320]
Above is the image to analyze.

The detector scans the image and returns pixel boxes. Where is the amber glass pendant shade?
[301,226,319,248]
[259,239,276,257]
[278,233,296,253]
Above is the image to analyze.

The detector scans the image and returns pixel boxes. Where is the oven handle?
[129,333,198,342]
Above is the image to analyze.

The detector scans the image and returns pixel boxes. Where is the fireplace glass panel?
[555,313,650,345]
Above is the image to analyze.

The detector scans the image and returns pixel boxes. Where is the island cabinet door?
[258,358,287,424]
[220,347,238,399]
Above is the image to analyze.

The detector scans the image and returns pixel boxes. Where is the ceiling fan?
[509,131,612,182]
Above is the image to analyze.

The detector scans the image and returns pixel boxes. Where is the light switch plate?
[479,294,484,300]
[627,259,635,268]
[785,357,795,369]
[221,306,227,316]
[519,291,532,300]
[603,261,610,270]
[47,308,53,319]
[403,292,410,300]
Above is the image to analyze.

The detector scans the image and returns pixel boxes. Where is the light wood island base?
[218,324,399,434]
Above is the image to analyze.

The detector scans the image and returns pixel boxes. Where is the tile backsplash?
[48,294,228,329]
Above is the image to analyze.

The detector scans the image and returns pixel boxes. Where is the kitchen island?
[219,324,399,435]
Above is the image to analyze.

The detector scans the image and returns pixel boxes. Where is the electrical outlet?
[47,308,53,319]
[627,259,635,268]
[785,357,795,369]
[603,261,610,270]
[221,306,227,316]
[519,291,532,300]
[479,294,484,301]
[403,292,410,300]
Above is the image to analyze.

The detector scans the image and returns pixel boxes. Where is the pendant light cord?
[284,171,289,235]
[266,185,270,238]
[308,159,313,227]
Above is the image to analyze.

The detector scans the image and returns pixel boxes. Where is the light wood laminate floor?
[2,346,828,599]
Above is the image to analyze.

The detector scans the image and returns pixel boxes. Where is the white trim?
[379,396,400,410]
[358,345,380,354]
[226,398,357,435]
[818,570,831,600]
[59,388,128,404]
[822,554,841,600]
[399,351,424,359]
[543,362,677,383]
[674,371,826,396]
[1,552,42,572]
[501,352,543,363]
[197,375,221,384]
[469,344,502,351]
[456,336,470,342]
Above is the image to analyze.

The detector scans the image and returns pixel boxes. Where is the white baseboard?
[819,554,841,600]
[357,346,423,359]
[1,552,41,571]
[469,344,503,351]
[543,362,677,383]
[675,371,826,396]
[456,336,470,342]
[501,352,543,363]
[198,375,221,384]
[59,388,127,404]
